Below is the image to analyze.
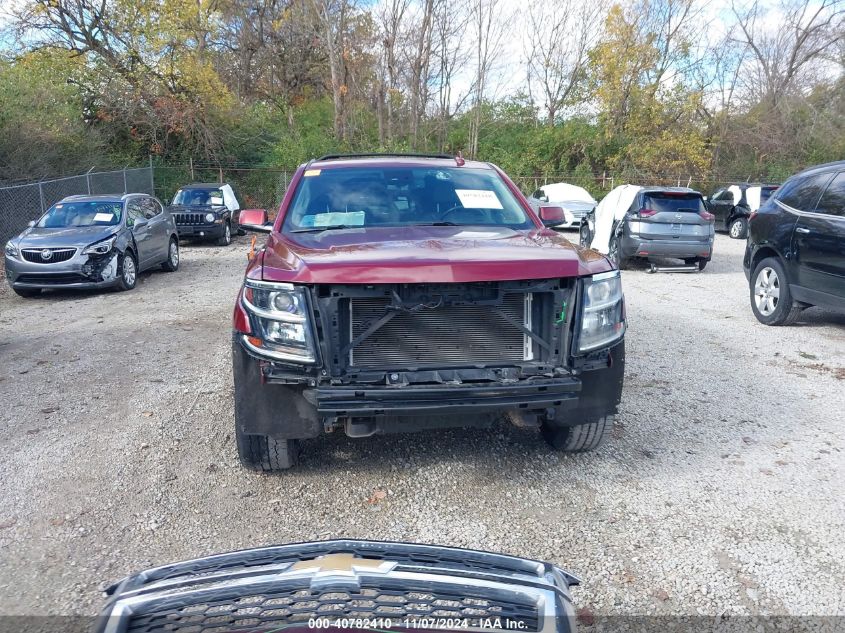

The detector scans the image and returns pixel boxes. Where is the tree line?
[0,0,842,194]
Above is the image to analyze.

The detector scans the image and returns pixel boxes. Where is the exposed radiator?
[350,293,531,368]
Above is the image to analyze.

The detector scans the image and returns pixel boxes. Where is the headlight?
[82,236,116,255]
[578,271,625,352]
[4,241,18,259]
[205,212,215,223]
[241,280,315,363]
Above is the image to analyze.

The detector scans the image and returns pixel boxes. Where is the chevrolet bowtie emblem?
[291,553,397,574]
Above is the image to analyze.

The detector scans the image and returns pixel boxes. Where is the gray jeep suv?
[4,194,179,297]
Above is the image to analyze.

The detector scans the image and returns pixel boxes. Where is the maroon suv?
[233,154,625,470]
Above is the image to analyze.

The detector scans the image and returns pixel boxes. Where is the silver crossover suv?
[4,194,179,297]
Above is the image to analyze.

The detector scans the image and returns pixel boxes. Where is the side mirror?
[239,208,272,233]
[133,218,148,229]
[27,221,35,228]
[539,205,566,228]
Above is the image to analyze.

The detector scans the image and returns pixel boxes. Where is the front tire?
[161,237,179,271]
[236,428,298,471]
[117,251,137,291]
[729,216,748,239]
[579,223,591,248]
[217,221,232,246]
[750,257,802,325]
[541,416,613,452]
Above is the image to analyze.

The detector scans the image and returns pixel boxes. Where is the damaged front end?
[233,276,625,439]
[81,250,120,284]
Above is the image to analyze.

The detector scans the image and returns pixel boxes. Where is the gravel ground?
[0,233,843,618]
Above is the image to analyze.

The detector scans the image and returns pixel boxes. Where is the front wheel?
[609,236,628,270]
[750,257,802,326]
[579,223,591,248]
[117,251,137,291]
[729,216,748,239]
[217,221,232,246]
[236,427,298,471]
[541,416,613,452]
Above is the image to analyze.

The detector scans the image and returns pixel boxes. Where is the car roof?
[793,160,845,178]
[639,186,703,195]
[308,154,492,170]
[60,194,137,203]
[724,183,779,189]
[179,183,229,189]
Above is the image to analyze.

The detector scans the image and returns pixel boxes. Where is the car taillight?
[638,208,657,218]
[699,210,714,221]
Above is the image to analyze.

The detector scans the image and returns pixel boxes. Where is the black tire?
[729,216,748,239]
[609,236,628,270]
[13,287,40,298]
[161,237,179,272]
[217,221,232,246]
[685,257,708,271]
[117,250,137,291]
[579,223,591,248]
[750,257,802,326]
[541,416,612,452]
[236,428,298,471]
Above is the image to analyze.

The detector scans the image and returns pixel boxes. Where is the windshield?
[283,166,533,231]
[172,188,224,206]
[642,193,705,213]
[36,201,122,228]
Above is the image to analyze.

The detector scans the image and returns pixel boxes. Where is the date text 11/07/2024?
[308,617,533,630]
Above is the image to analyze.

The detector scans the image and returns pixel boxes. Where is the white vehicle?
[527,182,596,229]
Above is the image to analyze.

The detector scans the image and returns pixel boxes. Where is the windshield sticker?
[93,212,115,222]
[301,211,366,228]
[304,169,321,177]
[55,204,63,208]
[455,189,503,209]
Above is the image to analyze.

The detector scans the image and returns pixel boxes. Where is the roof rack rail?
[316,152,455,161]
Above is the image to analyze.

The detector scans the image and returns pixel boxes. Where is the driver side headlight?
[82,236,116,255]
[241,280,316,363]
[578,271,625,352]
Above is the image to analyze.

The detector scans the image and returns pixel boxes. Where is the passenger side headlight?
[4,241,18,259]
[82,236,116,255]
[241,280,316,363]
[578,271,625,352]
[205,212,215,223]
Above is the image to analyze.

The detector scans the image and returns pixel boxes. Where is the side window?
[777,172,834,211]
[141,197,162,219]
[126,201,145,225]
[813,172,845,217]
[712,189,731,202]
[531,189,543,199]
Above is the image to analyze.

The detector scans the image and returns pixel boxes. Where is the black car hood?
[168,204,228,212]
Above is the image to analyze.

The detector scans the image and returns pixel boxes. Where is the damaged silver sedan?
[4,194,179,297]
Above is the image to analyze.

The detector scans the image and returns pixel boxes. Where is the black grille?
[126,585,539,633]
[350,294,528,368]
[16,273,87,285]
[174,213,211,226]
[21,248,76,263]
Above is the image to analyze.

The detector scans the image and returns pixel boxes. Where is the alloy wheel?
[123,256,136,286]
[169,241,179,267]
[754,266,780,316]
[730,220,743,238]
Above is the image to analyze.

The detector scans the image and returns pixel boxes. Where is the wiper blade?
[291,225,359,233]
[411,221,461,226]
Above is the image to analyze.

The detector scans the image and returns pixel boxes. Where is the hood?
[259,225,610,284]
[168,203,227,211]
[558,200,596,213]
[15,225,120,249]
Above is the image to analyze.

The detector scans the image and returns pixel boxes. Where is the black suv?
[168,183,241,245]
[744,161,845,325]
[708,183,779,239]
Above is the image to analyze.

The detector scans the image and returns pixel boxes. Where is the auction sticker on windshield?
[302,211,366,227]
[455,189,503,209]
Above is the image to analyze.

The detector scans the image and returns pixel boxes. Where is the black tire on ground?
[579,224,591,248]
[729,216,748,239]
[540,415,613,452]
[685,257,709,271]
[117,250,137,291]
[161,237,179,272]
[13,287,40,298]
[609,237,628,270]
[750,256,802,326]
[236,428,298,471]
[217,221,232,246]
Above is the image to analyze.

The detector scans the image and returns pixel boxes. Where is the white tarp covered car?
[527,182,596,228]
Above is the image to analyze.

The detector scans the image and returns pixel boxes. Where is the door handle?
[795,227,811,234]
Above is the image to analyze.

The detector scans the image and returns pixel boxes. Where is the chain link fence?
[0,167,154,243]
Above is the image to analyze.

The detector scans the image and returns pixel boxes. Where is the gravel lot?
[0,233,843,618]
